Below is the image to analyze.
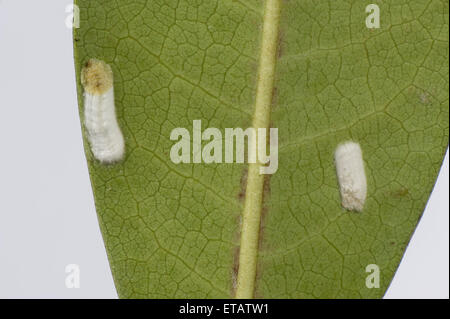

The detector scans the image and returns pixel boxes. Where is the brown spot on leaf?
[391,188,409,198]
[231,245,240,296]
[238,167,248,202]
[81,58,113,95]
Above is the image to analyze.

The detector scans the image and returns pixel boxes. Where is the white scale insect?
[334,141,367,212]
[81,59,125,164]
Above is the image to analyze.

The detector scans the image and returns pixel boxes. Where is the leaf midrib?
[235,0,281,299]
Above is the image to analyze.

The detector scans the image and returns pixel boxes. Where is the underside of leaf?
[74,0,449,298]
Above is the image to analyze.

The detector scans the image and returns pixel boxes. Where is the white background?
[0,0,448,299]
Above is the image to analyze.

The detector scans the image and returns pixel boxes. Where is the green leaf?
[74,0,449,298]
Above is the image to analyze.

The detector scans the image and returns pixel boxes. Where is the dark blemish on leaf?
[238,167,248,202]
[258,204,269,252]
[277,30,284,59]
[232,164,246,296]
[263,170,272,199]
[259,172,272,249]
[231,243,240,296]
[391,188,409,198]
[271,87,279,110]
[254,173,272,299]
